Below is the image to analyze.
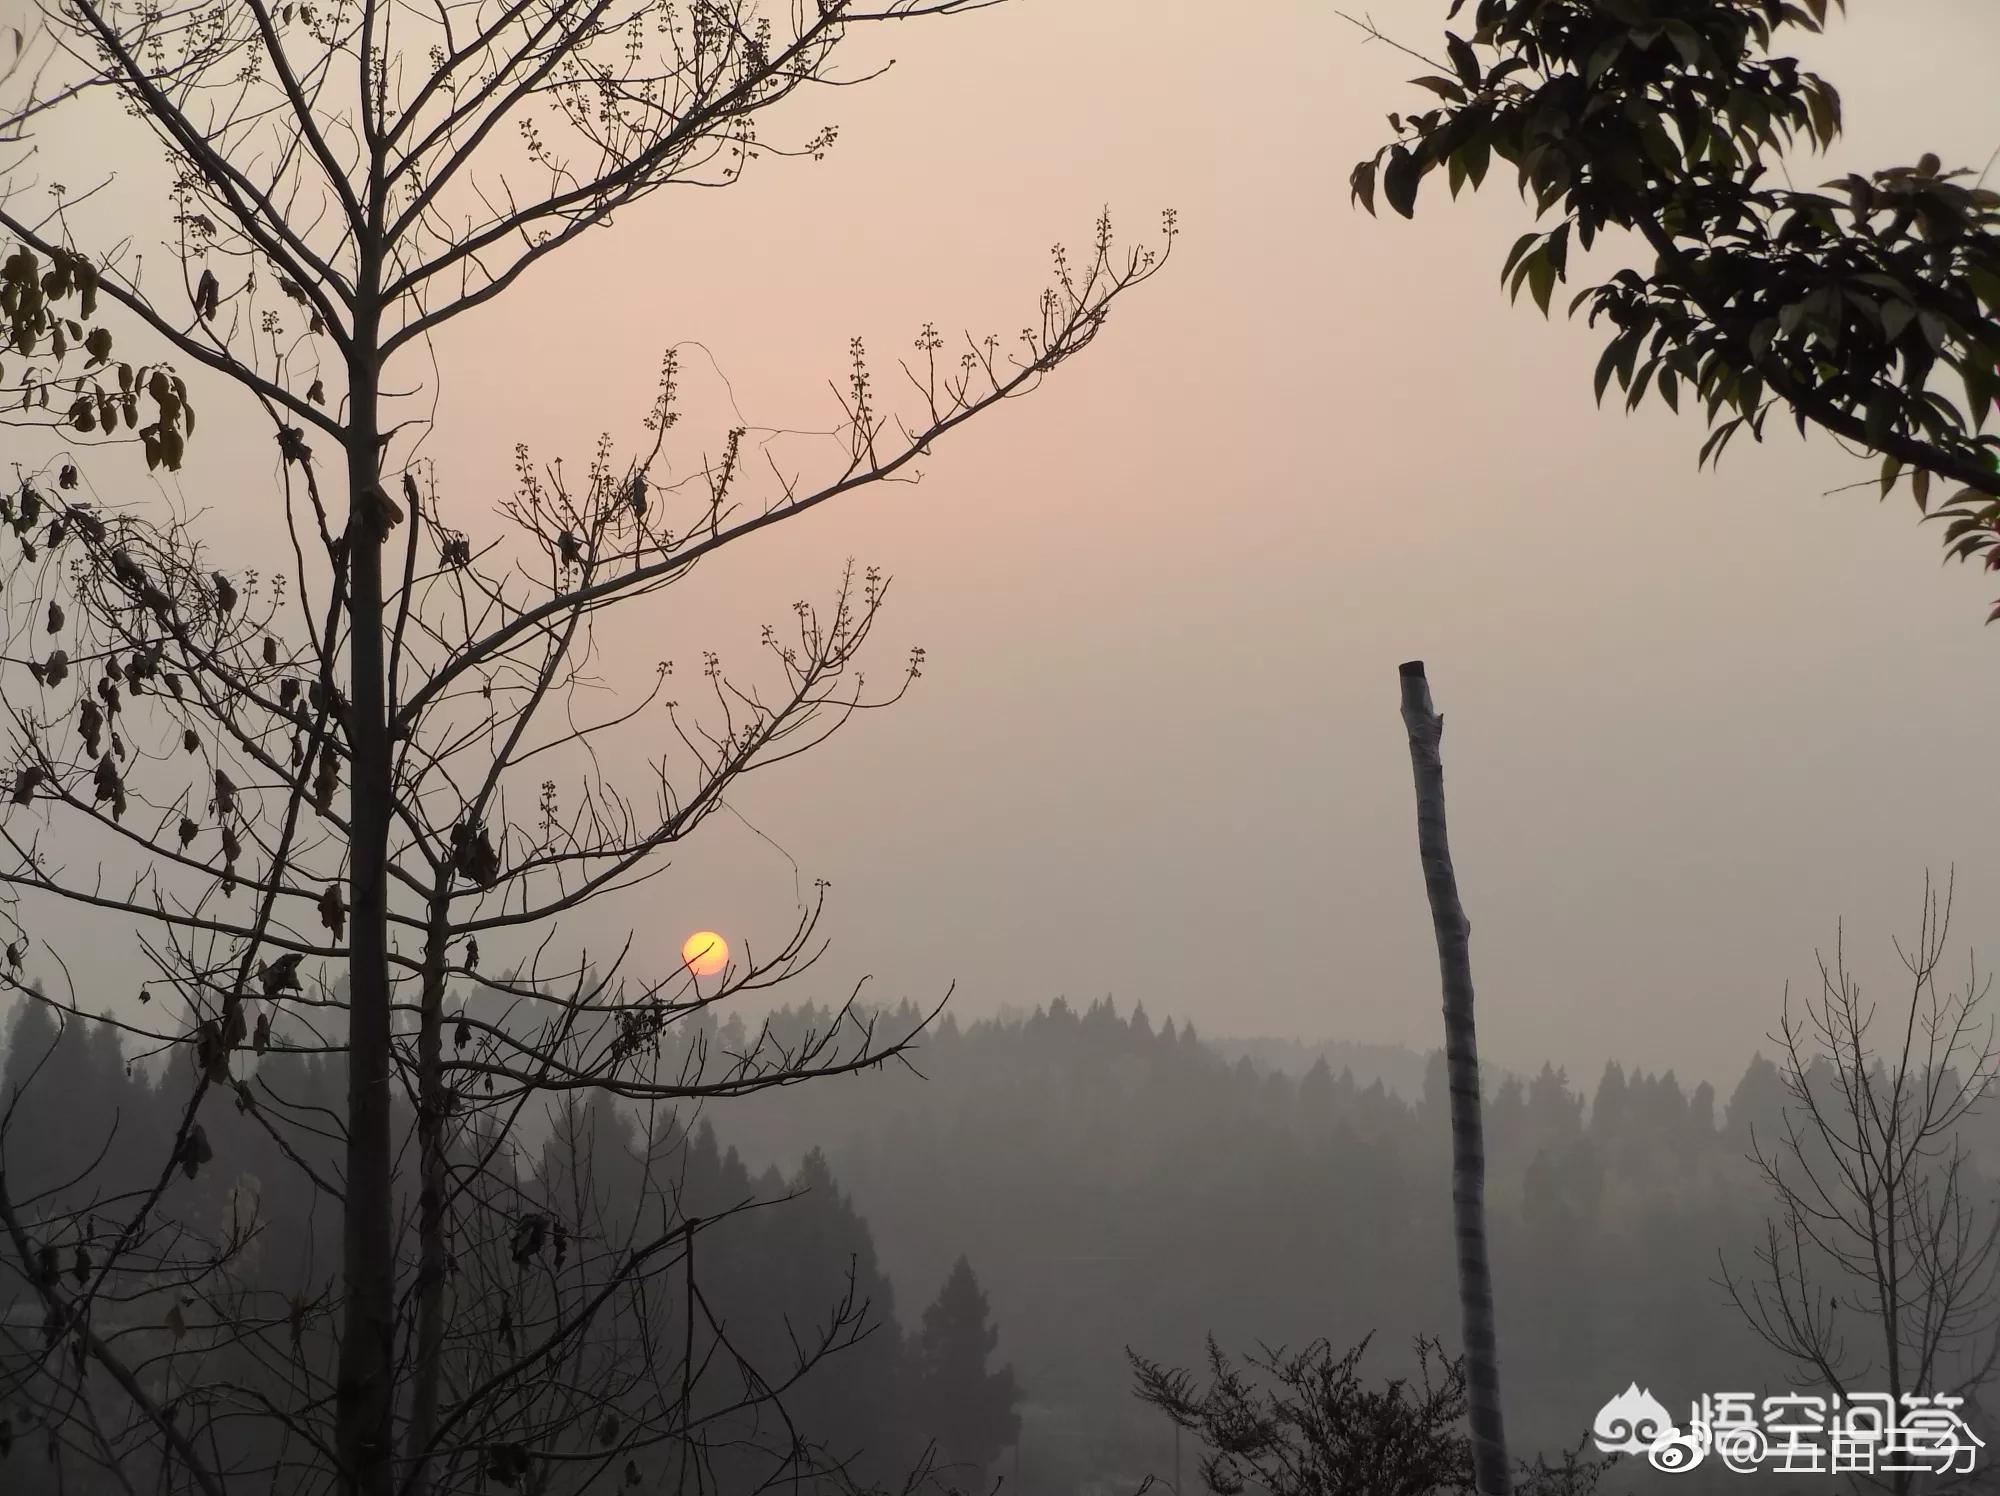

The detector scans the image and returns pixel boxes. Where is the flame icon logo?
[1593,1383,1675,1455]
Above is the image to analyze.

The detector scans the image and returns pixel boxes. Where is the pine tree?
[911,1256,1020,1484]
[1724,1052,1789,1149]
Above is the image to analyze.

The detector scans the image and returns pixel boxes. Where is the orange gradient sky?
[16,0,2000,1088]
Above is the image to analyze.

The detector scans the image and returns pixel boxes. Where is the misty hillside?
[14,982,2000,1492]
[630,995,1988,1494]
[9,983,2000,1495]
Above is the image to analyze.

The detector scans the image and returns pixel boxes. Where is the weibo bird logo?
[1593,1384,1675,1455]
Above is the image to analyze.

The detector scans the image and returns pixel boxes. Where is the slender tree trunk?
[404,901,453,1496]
[1398,660,1510,1496]
[337,284,398,1496]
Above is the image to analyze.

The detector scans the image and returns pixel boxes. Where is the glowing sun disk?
[681,930,728,977]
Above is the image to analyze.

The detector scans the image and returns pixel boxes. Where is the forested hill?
[0,998,1015,1495]
[1199,1031,1436,1098]
[9,992,1999,1495]
[685,996,2000,1495]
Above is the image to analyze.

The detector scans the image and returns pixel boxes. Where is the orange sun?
[680,930,729,977]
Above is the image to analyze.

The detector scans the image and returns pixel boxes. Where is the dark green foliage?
[1352,0,2000,614]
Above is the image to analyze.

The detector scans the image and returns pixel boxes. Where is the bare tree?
[0,2,1174,1492]
[1722,872,2000,1495]
[0,20,105,175]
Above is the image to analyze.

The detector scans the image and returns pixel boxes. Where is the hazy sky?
[19,0,2000,1090]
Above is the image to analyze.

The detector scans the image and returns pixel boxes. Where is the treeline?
[10,990,1995,1496]
[675,997,1986,1496]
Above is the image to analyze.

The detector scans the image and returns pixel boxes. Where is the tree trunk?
[403,900,452,1496]
[336,291,397,1496]
[1398,661,1510,1496]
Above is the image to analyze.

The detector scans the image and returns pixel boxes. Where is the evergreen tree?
[1724,1052,1789,1150]
[1588,1062,1629,1139]
[1688,1080,1718,1137]
[1299,1055,1335,1123]
[911,1256,1020,1485]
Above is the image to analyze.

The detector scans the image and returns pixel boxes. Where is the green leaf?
[1698,418,1744,470]
[1544,220,1569,280]
[1912,467,1932,512]
[1508,244,1541,305]
[1959,361,1989,422]
[1465,132,1491,189]
[1660,20,1703,67]
[1584,37,1624,86]
[1804,83,1837,148]
[1864,391,1897,446]
[1626,358,1657,411]
[1445,31,1480,86]
[1349,158,1378,216]
[1409,75,1467,104]
[1969,267,2000,316]
[1615,331,1644,391]
[1499,231,1539,286]
[1527,249,1557,316]
[1593,338,1623,407]
[1744,318,1776,366]
[1639,116,1682,173]
[1879,453,1902,500]
[1735,370,1764,420]
[1383,146,1420,219]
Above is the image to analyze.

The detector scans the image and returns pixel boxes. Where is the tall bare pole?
[1398,660,1511,1496]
